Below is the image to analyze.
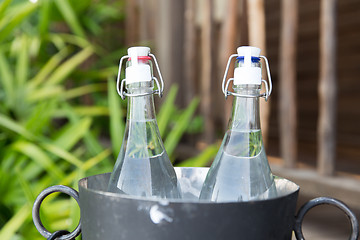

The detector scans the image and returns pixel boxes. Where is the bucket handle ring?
[294,197,359,240]
[32,185,81,240]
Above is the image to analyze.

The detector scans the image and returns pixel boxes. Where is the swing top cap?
[237,46,261,57]
[125,46,152,84]
[127,46,150,57]
[233,46,262,85]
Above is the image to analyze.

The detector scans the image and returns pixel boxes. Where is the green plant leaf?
[0,113,36,140]
[12,141,65,180]
[0,2,38,43]
[52,117,92,150]
[0,0,12,21]
[25,100,55,135]
[69,178,81,230]
[63,83,107,100]
[157,85,178,138]
[81,148,112,172]
[41,143,83,168]
[39,0,51,38]
[54,0,85,38]
[29,35,41,58]
[15,167,35,205]
[52,33,104,55]
[21,160,47,183]
[29,47,70,87]
[60,103,105,157]
[0,166,14,204]
[0,49,14,107]
[54,106,109,117]
[108,78,124,157]
[48,32,66,50]
[15,35,28,87]
[0,205,31,240]
[60,149,111,185]
[164,97,200,159]
[45,46,93,86]
[176,143,219,167]
[73,66,118,80]
[83,14,102,35]
[27,85,64,102]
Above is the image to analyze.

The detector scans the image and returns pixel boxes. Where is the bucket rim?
[78,167,300,204]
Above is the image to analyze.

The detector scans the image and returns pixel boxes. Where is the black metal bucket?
[33,167,359,240]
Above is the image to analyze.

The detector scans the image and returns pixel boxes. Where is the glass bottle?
[107,46,181,199]
[200,46,277,202]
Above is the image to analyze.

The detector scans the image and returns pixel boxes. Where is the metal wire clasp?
[221,54,273,101]
[116,53,165,100]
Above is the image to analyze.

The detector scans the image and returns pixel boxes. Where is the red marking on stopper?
[128,56,152,61]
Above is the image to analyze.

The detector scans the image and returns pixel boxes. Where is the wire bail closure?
[116,53,165,100]
[221,54,273,101]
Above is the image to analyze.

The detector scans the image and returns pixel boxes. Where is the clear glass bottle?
[200,46,277,202]
[107,47,181,199]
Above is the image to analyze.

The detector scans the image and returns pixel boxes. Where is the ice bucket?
[33,167,359,240]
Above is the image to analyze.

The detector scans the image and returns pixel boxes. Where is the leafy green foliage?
[0,0,124,239]
[164,97,200,159]
[108,76,124,157]
[157,85,217,166]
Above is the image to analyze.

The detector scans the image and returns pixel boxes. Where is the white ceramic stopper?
[234,46,262,85]
[125,46,152,83]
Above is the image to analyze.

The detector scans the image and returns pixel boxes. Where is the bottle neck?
[126,82,156,121]
[228,85,261,131]
[123,81,165,159]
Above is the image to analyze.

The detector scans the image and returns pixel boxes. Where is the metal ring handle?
[32,185,81,240]
[47,230,72,240]
[294,197,359,240]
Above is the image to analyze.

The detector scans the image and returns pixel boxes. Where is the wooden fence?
[124,0,360,178]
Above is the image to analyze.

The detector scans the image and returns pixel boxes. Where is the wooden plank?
[155,0,184,97]
[125,0,139,45]
[201,0,215,142]
[247,0,270,145]
[264,0,360,176]
[184,0,197,105]
[155,0,171,89]
[240,0,248,45]
[317,0,337,176]
[219,0,239,128]
[138,0,156,42]
[279,0,298,168]
[170,1,185,105]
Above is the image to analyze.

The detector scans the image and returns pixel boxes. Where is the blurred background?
[0,0,359,239]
